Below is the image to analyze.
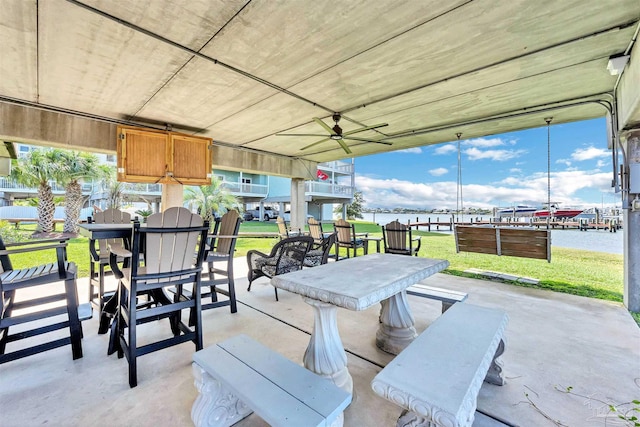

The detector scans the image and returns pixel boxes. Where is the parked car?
[245,206,279,221]
[242,211,255,221]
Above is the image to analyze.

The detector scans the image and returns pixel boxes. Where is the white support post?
[623,129,640,312]
[161,184,183,211]
[290,178,306,232]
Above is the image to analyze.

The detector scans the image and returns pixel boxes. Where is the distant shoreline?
[358,212,623,255]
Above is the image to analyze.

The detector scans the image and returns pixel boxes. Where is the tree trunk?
[37,183,55,233]
[64,181,83,233]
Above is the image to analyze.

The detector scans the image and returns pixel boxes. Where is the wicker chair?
[303,232,337,267]
[246,236,314,301]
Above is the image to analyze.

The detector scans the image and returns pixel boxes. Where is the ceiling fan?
[276,113,392,154]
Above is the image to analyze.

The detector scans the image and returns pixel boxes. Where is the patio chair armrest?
[108,243,131,258]
[89,238,100,261]
[0,239,69,256]
[1,238,70,274]
[247,249,270,259]
[108,243,131,279]
[1,236,69,252]
[3,237,70,248]
[413,236,422,252]
[0,242,67,256]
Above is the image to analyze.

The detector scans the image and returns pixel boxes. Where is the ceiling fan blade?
[313,117,336,135]
[336,139,352,154]
[276,133,330,137]
[301,137,331,151]
[344,136,393,145]
[343,123,388,136]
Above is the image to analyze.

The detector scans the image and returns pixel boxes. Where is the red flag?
[316,170,329,180]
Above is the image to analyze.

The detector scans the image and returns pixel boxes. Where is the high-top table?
[271,253,449,394]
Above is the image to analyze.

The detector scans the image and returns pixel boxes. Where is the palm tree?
[94,165,124,210]
[184,178,241,225]
[10,149,62,233]
[56,151,102,233]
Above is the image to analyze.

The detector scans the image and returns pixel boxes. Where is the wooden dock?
[408,217,622,232]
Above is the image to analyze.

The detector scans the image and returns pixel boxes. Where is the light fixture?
[607,54,630,76]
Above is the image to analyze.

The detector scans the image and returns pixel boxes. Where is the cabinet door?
[117,126,212,185]
[170,134,212,186]
[117,127,169,183]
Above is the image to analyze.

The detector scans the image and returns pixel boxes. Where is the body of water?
[359,213,623,255]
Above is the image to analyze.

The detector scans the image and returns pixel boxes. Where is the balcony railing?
[119,183,163,194]
[305,181,353,197]
[0,177,92,193]
[318,161,354,175]
[221,181,268,196]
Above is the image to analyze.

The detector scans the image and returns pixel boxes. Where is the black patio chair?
[88,208,132,314]
[197,210,241,317]
[0,236,91,364]
[112,207,209,387]
[304,232,337,267]
[246,235,314,301]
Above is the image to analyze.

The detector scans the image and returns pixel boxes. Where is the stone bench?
[406,284,468,313]
[371,303,508,427]
[192,334,352,427]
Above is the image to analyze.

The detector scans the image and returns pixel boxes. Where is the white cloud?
[596,159,608,168]
[396,147,422,154]
[463,137,507,148]
[509,168,522,173]
[433,144,457,155]
[571,146,609,161]
[556,158,572,167]
[428,167,448,176]
[464,147,527,161]
[356,169,612,211]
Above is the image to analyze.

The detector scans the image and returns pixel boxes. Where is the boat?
[533,203,583,219]
[496,205,538,217]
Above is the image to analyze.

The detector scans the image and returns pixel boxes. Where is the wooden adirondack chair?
[88,208,131,313]
[111,207,209,387]
[1,236,91,364]
[333,219,367,259]
[382,220,421,256]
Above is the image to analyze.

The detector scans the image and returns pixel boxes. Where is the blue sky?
[354,117,618,211]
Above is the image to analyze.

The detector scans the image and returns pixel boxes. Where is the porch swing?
[454,121,552,262]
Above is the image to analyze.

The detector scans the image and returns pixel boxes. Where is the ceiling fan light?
[330,135,342,140]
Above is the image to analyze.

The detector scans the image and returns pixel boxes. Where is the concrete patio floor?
[1,257,639,427]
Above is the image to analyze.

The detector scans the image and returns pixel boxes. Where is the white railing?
[120,183,162,194]
[90,182,162,195]
[318,161,354,175]
[0,177,92,193]
[221,181,268,196]
[305,181,353,197]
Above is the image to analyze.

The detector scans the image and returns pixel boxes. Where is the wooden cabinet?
[117,126,212,185]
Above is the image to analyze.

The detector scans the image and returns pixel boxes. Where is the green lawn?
[4,220,624,304]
